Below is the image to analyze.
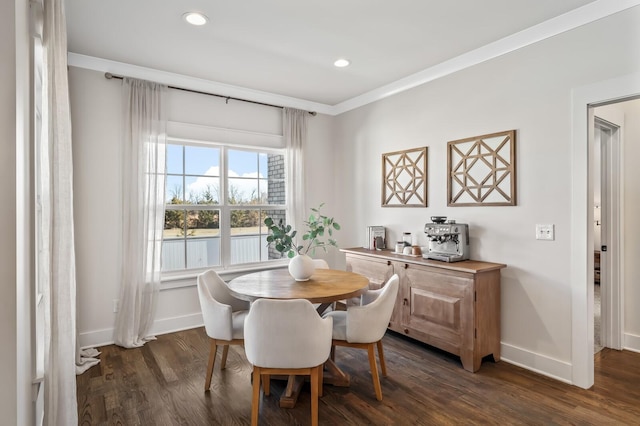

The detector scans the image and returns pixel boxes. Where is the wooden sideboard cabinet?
[342,247,506,372]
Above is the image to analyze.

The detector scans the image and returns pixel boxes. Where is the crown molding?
[66,53,335,116]
[68,0,640,117]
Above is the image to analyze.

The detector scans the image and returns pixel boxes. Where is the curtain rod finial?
[105,72,113,79]
[309,111,317,116]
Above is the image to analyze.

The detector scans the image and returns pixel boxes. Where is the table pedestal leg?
[279,376,305,408]
[322,359,350,387]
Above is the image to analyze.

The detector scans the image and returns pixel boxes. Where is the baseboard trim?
[623,332,640,353]
[500,342,573,385]
[149,312,204,337]
[79,313,204,350]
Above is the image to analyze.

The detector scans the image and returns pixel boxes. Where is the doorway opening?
[591,113,623,354]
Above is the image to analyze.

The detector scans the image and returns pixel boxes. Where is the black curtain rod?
[104,72,316,116]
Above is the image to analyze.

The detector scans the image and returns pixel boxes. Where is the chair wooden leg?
[221,344,230,369]
[251,367,261,426]
[204,339,218,391]
[377,340,387,377]
[330,345,336,361]
[310,366,319,426]
[318,363,324,398]
[367,343,383,401]
[263,374,270,396]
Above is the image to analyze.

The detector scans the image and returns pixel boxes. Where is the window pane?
[166,175,184,203]
[185,146,219,176]
[259,153,268,177]
[228,150,258,177]
[187,238,220,268]
[263,209,288,260]
[230,209,263,265]
[266,154,286,205]
[265,178,285,204]
[164,209,186,239]
[166,144,183,174]
[162,239,185,271]
[228,178,258,204]
[185,176,219,204]
[187,209,220,237]
[186,209,220,268]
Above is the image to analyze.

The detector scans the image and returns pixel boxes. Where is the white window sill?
[160,260,289,290]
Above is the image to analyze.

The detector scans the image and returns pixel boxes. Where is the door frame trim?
[570,71,639,389]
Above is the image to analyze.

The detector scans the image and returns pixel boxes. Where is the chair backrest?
[244,299,333,369]
[197,270,249,340]
[312,258,329,269]
[199,269,249,312]
[346,274,399,343]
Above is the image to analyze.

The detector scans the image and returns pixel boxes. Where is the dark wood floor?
[77,328,640,425]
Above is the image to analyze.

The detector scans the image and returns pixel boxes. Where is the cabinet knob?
[404,263,409,269]
[403,298,408,305]
[387,260,391,266]
[404,329,409,334]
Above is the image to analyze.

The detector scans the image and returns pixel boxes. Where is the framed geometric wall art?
[447,130,516,206]
[382,147,428,207]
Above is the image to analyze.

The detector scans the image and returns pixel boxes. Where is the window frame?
[161,136,289,280]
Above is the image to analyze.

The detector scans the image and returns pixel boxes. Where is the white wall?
[332,7,640,381]
[70,67,337,347]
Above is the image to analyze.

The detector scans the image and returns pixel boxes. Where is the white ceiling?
[66,0,631,113]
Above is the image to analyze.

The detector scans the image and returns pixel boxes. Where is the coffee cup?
[403,246,412,255]
[412,246,422,256]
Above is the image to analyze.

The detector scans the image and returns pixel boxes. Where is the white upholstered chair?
[323,274,399,401]
[244,298,333,426]
[197,270,250,391]
[312,258,329,269]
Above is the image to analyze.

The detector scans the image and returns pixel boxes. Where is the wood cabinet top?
[341,247,506,274]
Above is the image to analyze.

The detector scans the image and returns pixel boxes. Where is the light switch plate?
[536,224,555,241]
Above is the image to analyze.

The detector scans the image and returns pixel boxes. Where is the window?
[162,140,288,272]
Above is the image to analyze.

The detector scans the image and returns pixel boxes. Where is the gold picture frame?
[382,147,428,207]
[447,130,516,206]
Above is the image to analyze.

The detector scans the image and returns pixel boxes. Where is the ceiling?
[66,0,623,112]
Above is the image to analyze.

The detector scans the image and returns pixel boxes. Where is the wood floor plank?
[77,328,640,425]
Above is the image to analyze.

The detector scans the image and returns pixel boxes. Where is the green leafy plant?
[265,203,341,258]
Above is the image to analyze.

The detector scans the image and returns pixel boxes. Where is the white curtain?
[113,78,167,348]
[41,0,84,424]
[283,108,307,231]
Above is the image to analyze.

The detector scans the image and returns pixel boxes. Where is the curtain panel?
[41,0,81,424]
[114,78,167,348]
[283,108,307,232]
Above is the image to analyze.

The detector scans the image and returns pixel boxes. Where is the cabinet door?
[346,255,394,290]
[401,264,474,356]
[346,254,400,329]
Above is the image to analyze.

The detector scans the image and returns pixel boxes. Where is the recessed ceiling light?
[334,59,350,68]
[182,12,208,26]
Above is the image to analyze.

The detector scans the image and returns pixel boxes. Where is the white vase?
[288,254,316,281]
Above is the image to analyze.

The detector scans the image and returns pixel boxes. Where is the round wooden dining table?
[226,268,370,408]
[227,267,369,309]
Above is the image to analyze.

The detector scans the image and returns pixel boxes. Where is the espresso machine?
[423,217,470,262]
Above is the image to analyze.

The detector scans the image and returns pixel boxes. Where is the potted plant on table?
[264,203,341,281]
